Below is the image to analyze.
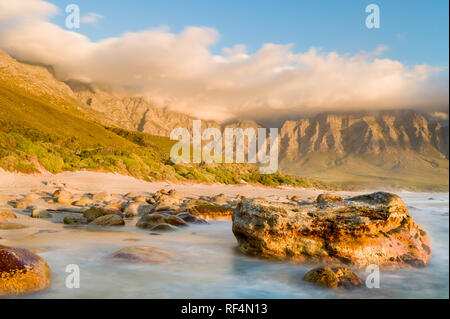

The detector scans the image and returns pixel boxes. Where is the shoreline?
[0,171,448,298]
[1,170,447,198]
[0,170,347,199]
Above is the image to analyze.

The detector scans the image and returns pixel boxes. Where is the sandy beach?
[0,170,352,200]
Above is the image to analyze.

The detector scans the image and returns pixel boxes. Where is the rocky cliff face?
[0,51,78,108]
[69,81,221,136]
[280,110,449,160]
[71,80,449,165]
[70,81,263,137]
[1,50,448,190]
[278,110,449,190]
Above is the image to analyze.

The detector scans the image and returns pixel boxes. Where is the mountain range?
[0,50,330,190]
[0,50,448,191]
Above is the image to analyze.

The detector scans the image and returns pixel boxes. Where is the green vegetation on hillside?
[0,82,337,190]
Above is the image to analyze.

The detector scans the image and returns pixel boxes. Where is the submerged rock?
[63,216,87,225]
[83,207,122,222]
[150,223,177,232]
[303,267,363,289]
[136,212,193,229]
[107,246,173,264]
[176,213,208,224]
[89,214,125,226]
[136,214,166,229]
[232,192,431,269]
[0,223,28,230]
[30,209,53,219]
[164,215,188,227]
[0,245,51,297]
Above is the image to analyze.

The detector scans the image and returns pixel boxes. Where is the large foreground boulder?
[232,192,431,269]
[0,246,51,296]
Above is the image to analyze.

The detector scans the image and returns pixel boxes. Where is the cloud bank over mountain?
[0,0,448,122]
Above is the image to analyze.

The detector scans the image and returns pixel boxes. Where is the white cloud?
[81,12,103,25]
[0,0,57,20]
[429,112,449,121]
[0,0,448,122]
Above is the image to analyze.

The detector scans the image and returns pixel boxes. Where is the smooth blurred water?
[16,193,449,299]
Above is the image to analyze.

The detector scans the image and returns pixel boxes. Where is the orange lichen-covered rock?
[232,192,431,269]
[0,246,51,297]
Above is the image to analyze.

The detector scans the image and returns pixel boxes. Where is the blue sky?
[47,0,449,67]
[1,0,446,121]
